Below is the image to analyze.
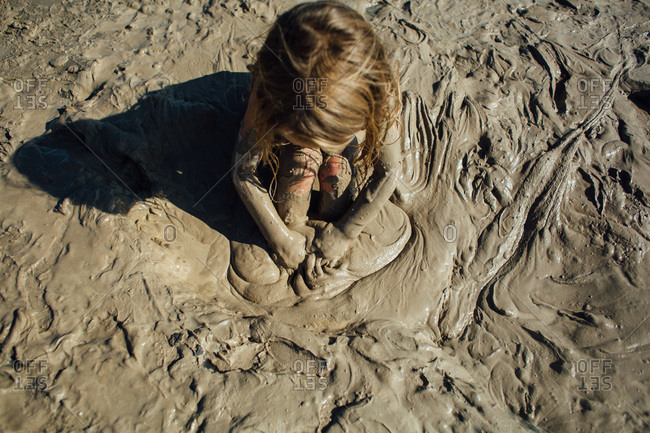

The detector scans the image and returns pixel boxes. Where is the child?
[232,1,403,273]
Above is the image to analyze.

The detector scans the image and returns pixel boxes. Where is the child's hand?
[274,230,308,270]
[312,223,352,263]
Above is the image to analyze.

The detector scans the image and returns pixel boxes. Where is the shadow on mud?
[12,71,256,242]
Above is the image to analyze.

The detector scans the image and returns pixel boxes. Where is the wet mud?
[0,0,648,431]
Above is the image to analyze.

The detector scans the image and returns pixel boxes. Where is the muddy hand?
[305,253,325,280]
[274,230,307,270]
[312,222,352,264]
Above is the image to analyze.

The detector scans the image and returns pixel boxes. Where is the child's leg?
[318,154,352,221]
[276,145,323,226]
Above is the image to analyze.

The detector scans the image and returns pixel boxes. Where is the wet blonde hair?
[247,1,401,179]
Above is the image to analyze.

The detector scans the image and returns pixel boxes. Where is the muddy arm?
[231,92,307,269]
[336,123,402,240]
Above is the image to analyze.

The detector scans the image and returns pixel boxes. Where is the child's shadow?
[12,71,256,243]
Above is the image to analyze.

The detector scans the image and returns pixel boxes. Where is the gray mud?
[0,0,649,431]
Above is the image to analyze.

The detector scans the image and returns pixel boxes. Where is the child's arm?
[232,89,308,269]
[313,123,402,261]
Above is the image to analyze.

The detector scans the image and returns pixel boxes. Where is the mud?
[0,0,649,432]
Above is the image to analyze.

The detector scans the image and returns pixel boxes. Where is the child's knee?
[279,146,323,194]
[319,154,351,197]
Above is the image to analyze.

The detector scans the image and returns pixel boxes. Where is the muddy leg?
[318,154,352,221]
[276,145,323,226]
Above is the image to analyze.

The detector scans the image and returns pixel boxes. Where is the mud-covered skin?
[316,152,353,221]
[231,84,404,267]
[334,125,402,239]
[275,144,322,226]
[232,126,308,269]
[274,145,354,225]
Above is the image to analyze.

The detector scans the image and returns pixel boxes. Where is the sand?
[0,0,649,431]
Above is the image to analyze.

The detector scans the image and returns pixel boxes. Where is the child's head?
[248,1,400,173]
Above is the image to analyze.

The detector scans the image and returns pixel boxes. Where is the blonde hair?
[247,1,401,181]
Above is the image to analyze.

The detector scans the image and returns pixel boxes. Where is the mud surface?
[0,0,649,431]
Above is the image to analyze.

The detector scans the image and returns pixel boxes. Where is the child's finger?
[306,253,316,277]
[314,257,324,278]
